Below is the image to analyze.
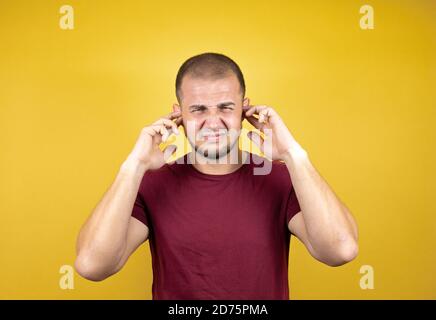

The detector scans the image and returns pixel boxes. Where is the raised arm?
[244,104,358,267]
[284,147,358,267]
[74,110,182,281]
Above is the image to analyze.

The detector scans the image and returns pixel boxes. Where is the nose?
[204,107,224,130]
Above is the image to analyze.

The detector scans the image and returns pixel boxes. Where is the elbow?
[74,254,111,282]
[324,240,359,267]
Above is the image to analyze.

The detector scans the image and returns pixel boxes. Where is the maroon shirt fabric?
[131,152,301,300]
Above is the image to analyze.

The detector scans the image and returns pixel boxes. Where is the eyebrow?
[188,102,235,110]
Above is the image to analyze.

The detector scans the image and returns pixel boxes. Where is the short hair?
[175,52,246,102]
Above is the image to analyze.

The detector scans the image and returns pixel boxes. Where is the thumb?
[163,144,178,164]
[247,131,264,150]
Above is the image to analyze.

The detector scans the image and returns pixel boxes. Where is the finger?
[143,124,163,136]
[258,108,272,124]
[146,124,170,141]
[241,107,250,120]
[153,118,180,135]
[163,110,182,120]
[163,144,178,163]
[245,115,263,131]
[141,124,164,144]
[149,124,169,140]
[159,125,170,142]
[245,105,267,117]
[174,116,183,126]
[242,105,251,113]
[247,131,264,150]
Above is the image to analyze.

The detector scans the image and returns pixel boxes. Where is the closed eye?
[189,102,235,113]
[191,106,207,113]
[191,107,233,112]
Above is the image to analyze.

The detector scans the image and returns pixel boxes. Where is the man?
[74,53,359,300]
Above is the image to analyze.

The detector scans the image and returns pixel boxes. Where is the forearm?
[283,143,358,260]
[75,158,147,276]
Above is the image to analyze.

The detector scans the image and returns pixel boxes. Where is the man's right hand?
[126,110,182,171]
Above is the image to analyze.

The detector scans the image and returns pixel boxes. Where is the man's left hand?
[243,105,303,161]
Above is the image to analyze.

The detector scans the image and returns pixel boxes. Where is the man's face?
[175,74,249,159]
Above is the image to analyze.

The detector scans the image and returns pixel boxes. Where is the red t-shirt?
[131,152,301,300]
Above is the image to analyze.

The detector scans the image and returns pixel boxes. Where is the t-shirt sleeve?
[131,192,150,227]
[286,184,301,225]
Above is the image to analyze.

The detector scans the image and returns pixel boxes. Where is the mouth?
[201,132,227,142]
[203,133,225,141]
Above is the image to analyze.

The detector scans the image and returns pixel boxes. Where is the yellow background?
[0,0,434,299]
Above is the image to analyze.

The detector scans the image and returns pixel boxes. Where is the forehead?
[180,74,241,106]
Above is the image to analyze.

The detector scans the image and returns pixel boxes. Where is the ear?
[173,103,181,113]
[241,97,250,120]
[173,103,184,131]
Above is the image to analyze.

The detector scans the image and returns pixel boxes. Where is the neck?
[189,148,248,175]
